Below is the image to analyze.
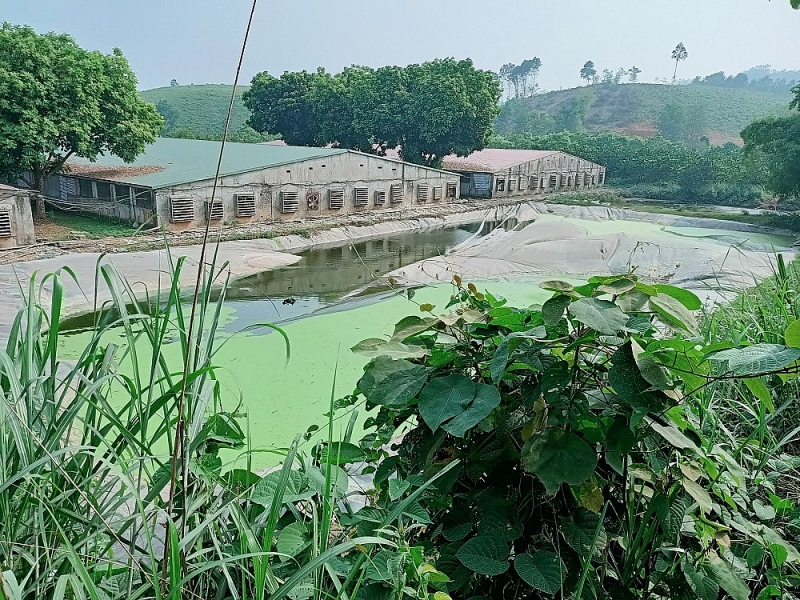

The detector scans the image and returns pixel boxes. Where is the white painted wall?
[155,150,461,230]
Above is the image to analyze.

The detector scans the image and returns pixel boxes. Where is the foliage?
[580,61,597,85]
[671,42,689,81]
[657,103,709,148]
[139,84,252,138]
[498,58,542,99]
[0,24,162,197]
[742,114,800,199]
[348,273,800,598]
[494,82,793,140]
[490,130,768,205]
[692,71,798,95]
[0,259,451,600]
[46,209,141,238]
[243,59,501,168]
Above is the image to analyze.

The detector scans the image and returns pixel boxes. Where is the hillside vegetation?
[140,84,250,138]
[495,82,793,144]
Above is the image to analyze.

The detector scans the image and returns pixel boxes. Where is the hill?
[495,83,793,145]
[140,84,250,138]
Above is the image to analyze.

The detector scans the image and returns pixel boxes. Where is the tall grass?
[694,254,800,500]
[0,251,456,600]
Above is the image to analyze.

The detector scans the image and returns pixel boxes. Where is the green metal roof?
[67,138,347,189]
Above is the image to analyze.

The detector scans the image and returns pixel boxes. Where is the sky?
[3,0,799,92]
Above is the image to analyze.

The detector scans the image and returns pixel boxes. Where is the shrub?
[347,274,800,598]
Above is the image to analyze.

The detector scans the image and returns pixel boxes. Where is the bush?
[347,274,800,598]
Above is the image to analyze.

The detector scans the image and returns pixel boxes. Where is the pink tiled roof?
[442,149,558,173]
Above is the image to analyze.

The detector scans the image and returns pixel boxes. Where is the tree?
[397,59,501,166]
[511,58,542,98]
[170,78,179,86]
[671,42,688,82]
[791,82,800,111]
[155,100,180,133]
[613,68,626,85]
[499,63,515,100]
[628,66,641,82]
[742,115,800,198]
[243,69,325,146]
[244,59,501,168]
[579,61,596,85]
[0,24,163,217]
[601,68,615,84]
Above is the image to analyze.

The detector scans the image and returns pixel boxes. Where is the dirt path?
[0,197,539,266]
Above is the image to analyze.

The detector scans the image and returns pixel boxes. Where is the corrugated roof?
[66,138,346,189]
[442,149,559,173]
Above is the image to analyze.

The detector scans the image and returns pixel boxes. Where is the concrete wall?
[0,190,36,249]
[461,152,606,199]
[154,151,461,231]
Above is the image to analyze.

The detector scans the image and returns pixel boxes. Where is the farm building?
[44,138,461,230]
[0,185,35,249]
[442,149,605,199]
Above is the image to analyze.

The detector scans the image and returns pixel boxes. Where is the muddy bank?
[0,203,529,340]
[386,203,795,299]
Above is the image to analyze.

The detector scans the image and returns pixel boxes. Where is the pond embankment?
[0,202,532,340]
[0,198,795,341]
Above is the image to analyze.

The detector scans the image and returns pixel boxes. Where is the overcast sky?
[4,0,799,91]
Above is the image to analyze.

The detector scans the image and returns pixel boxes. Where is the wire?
[160,0,259,592]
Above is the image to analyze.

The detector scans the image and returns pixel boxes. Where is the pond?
[57,211,795,468]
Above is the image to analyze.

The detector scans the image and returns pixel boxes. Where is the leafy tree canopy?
[742,114,800,198]
[243,59,501,168]
[0,23,163,211]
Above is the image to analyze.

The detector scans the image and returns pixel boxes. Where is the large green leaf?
[455,536,510,576]
[277,522,309,558]
[649,294,699,336]
[418,374,475,432]
[561,511,607,558]
[706,552,750,600]
[569,298,629,335]
[609,342,669,413]
[542,295,572,326]
[597,278,636,296]
[786,320,800,348]
[305,465,349,498]
[652,284,702,310]
[391,315,437,341]
[540,280,574,293]
[441,383,501,438]
[616,290,650,312]
[358,356,428,407]
[319,442,365,465]
[514,551,565,594]
[521,429,597,494]
[252,470,309,506]
[682,560,719,600]
[632,341,673,390]
[709,344,800,376]
[351,338,428,359]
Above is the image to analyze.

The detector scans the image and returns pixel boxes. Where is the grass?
[46,211,142,239]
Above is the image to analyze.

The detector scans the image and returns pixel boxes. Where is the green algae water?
[56,213,795,469]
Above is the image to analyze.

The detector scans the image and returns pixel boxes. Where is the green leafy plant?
[347,273,800,598]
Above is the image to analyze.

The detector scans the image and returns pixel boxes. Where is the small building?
[0,185,35,249]
[442,149,605,199]
[45,138,461,230]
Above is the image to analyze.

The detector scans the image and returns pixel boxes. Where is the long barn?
[45,138,461,230]
[442,149,605,199]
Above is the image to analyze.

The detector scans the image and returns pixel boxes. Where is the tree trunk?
[32,165,46,219]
